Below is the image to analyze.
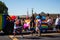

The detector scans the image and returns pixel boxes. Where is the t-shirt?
[24,19,30,29]
[55,18,59,25]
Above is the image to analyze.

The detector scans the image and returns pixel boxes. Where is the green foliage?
[0,1,8,15]
[40,12,45,14]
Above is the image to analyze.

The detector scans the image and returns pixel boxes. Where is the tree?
[40,12,46,16]
[40,12,45,14]
[0,1,8,15]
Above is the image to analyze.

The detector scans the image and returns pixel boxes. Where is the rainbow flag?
[0,14,3,30]
[41,20,48,28]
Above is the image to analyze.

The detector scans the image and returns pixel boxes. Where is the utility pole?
[32,8,33,15]
[27,8,29,16]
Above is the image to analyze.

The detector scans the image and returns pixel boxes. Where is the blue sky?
[0,0,60,15]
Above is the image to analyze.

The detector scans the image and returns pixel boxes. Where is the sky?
[0,0,60,15]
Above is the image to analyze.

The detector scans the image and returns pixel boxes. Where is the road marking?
[9,35,18,40]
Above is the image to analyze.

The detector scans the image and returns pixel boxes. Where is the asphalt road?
[9,33,60,40]
[0,35,60,40]
[18,37,60,40]
[0,32,60,40]
[0,36,11,40]
[16,35,60,40]
[0,32,11,40]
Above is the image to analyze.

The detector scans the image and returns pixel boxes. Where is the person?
[55,15,60,31]
[30,14,36,35]
[21,18,24,26]
[30,14,35,28]
[4,15,14,34]
[35,15,41,36]
[23,16,30,31]
[58,18,60,30]
[47,17,53,30]
[13,17,20,35]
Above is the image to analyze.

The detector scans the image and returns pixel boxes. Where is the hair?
[39,14,42,19]
[47,14,49,16]
[57,14,59,17]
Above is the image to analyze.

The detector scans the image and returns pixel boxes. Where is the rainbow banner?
[41,20,48,28]
[0,14,3,30]
[0,14,7,30]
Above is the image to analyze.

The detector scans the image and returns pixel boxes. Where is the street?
[17,36,60,40]
[0,36,11,40]
[0,32,11,40]
[9,33,60,40]
[0,34,60,40]
[0,31,60,40]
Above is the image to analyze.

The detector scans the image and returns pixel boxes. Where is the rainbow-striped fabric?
[41,20,48,28]
[0,14,2,30]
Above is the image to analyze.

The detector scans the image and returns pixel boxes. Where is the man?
[55,15,60,31]
[35,15,41,36]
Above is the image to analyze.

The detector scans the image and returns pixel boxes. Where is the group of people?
[55,15,60,31]
[6,14,60,35]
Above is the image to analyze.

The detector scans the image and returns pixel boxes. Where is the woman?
[23,16,30,31]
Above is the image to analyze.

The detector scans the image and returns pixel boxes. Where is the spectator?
[35,15,41,36]
[55,15,60,31]
[30,14,35,28]
[47,17,53,30]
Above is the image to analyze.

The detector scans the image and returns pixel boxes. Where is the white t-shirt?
[55,18,59,25]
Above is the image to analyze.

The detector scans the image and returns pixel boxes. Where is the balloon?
[10,15,17,20]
